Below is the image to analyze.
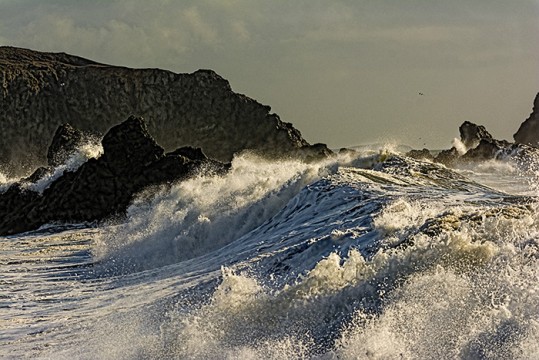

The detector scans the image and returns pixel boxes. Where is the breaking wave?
[2,149,539,359]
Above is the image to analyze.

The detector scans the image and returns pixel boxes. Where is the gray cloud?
[1,0,538,148]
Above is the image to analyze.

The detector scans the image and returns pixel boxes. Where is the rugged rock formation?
[405,93,539,166]
[459,121,494,150]
[460,139,510,161]
[0,46,330,174]
[406,125,465,166]
[455,118,539,165]
[514,93,539,146]
[407,120,537,166]
[433,147,459,166]
[0,116,229,236]
[405,148,434,162]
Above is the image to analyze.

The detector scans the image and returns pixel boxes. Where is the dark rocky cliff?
[514,93,539,146]
[1,46,328,174]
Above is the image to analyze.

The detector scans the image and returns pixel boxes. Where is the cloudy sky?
[1,0,538,149]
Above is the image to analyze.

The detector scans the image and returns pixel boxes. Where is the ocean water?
[1,148,539,359]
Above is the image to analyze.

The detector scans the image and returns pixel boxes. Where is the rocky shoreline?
[0,46,330,174]
[407,93,539,168]
[1,46,538,236]
[0,46,334,236]
[0,116,230,235]
[3,109,537,236]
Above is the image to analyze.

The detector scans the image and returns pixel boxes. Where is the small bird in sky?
[418,92,424,96]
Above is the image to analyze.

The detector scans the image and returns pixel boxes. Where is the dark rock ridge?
[405,148,434,162]
[0,116,229,236]
[407,120,538,166]
[0,46,330,174]
[407,93,539,166]
[514,92,539,146]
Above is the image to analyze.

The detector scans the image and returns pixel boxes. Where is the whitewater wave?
[2,148,539,359]
[92,151,387,273]
[0,140,103,194]
[26,141,104,193]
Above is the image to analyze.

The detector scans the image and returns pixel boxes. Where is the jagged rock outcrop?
[406,148,434,162]
[0,116,229,236]
[459,121,494,150]
[0,46,330,174]
[407,119,539,167]
[433,147,460,166]
[167,146,207,161]
[455,119,539,165]
[460,139,510,161]
[514,93,539,146]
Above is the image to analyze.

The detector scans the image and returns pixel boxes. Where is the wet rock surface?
[433,147,460,166]
[0,116,229,236]
[405,92,539,166]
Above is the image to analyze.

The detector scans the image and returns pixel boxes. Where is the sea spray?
[158,202,536,359]
[0,170,16,193]
[3,150,539,359]
[92,148,401,275]
[453,137,468,155]
[25,141,104,193]
[93,153,341,273]
[0,140,103,194]
[83,155,536,358]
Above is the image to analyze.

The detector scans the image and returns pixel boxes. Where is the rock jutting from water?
[514,92,539,146]
[406,92,539,166]
[458,121,494,150]
[0,46,331,174]
[0,116,229,236]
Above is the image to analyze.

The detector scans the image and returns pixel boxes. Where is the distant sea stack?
[0,46,329,173]
[514,93,539,146]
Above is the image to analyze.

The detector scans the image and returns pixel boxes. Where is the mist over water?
[2,147,539,359]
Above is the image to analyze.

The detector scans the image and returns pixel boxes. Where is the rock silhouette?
[0,46,330,174]
[459,121,494,151]
[408,119,538,166]
[514,93,539,146]
[406,92,539,166]
[0,116,229,236]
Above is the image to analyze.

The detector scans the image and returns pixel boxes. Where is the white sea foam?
[93,153,338,272]
[92,150,412,274]
[455,159,538,196]
[25,141,103,193]
[2,151,539,359]
[84,203,536,359]
[452,137,468,155]
[76,157,538,358]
